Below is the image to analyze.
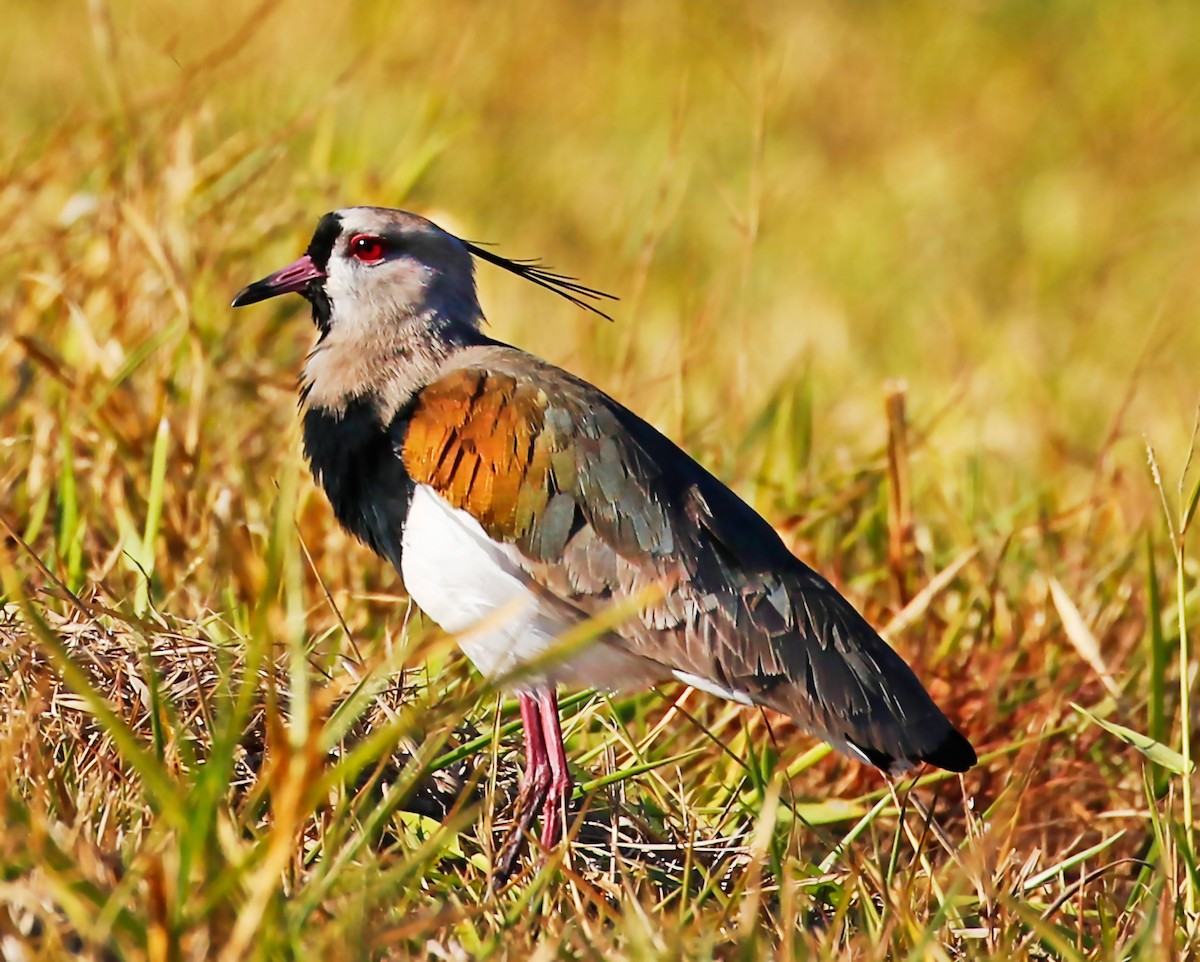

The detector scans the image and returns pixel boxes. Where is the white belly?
[401,484,655,690]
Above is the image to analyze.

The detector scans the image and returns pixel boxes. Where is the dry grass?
[1,1,1199,958]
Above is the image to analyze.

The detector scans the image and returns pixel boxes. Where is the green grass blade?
[577,747,708,794]
[1146,533,1167,753]
[1072,703,1195,776]
[133,415,170,615]
[56,418,83,592]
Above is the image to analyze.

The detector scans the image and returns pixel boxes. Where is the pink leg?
[518,692,551,801]
[537,688,573,850]
[494,691,554,883]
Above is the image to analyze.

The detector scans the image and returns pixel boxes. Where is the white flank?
[671,669,754,706]
[400,484,654,690]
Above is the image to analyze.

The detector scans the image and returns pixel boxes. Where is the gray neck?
[300,303,480,423]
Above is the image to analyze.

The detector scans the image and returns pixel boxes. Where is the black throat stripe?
[302,395,416,572]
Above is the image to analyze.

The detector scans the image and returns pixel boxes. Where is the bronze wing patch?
[401,363,679,566]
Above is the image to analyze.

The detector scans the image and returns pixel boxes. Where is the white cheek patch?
[323,254,432,329]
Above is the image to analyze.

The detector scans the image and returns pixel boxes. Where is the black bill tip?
[231,280,276,308]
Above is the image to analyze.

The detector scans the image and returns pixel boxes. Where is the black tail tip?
[921,727,977,773]
[847,727,977,776]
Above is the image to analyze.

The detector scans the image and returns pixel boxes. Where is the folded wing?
[400,344,975,773]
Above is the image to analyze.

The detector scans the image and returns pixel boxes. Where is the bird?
[232,206,975,879]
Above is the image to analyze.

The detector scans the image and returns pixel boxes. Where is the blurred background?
[5,0,1199,516]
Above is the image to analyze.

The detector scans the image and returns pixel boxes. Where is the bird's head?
[232,206,615,417]
[232,207,486,338]
[232,206,615,338]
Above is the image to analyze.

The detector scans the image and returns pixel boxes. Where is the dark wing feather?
[401,346,974,773]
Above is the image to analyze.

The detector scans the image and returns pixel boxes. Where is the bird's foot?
[492,765,551,887]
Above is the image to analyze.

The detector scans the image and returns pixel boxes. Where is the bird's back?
[393,342,975,774]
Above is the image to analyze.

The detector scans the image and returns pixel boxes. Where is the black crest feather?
[461,240,617,321]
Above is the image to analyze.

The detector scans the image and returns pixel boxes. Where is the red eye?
[349,234,387,264]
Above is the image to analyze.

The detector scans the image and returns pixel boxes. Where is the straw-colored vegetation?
[2,1,1198,959]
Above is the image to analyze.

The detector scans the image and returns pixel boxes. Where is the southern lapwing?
[232,206,975,878]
